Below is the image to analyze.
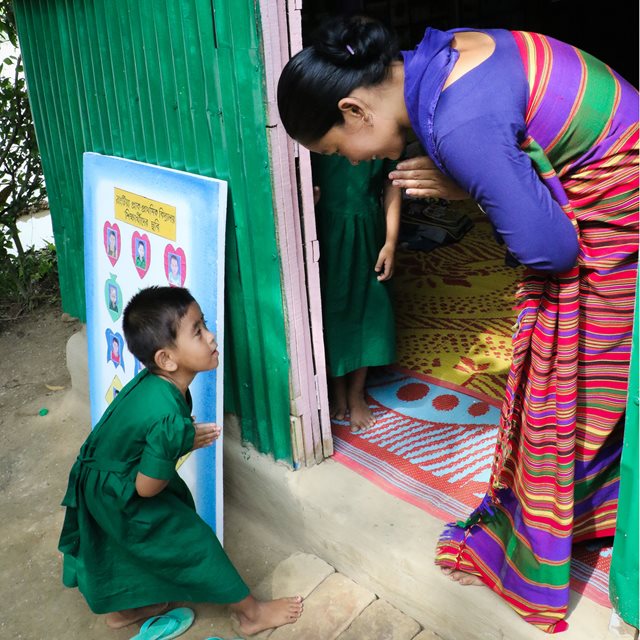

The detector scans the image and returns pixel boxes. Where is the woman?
[277,16,638,632]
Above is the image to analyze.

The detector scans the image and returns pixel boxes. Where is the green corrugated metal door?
[14,0,293,461]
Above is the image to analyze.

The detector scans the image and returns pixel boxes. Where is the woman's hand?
[389,156,469,200]
[192,422,221,450]
[375,244,396,281]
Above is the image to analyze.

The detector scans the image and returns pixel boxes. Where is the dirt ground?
[0,303,295,640]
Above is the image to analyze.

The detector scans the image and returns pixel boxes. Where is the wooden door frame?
[257,0,333,466]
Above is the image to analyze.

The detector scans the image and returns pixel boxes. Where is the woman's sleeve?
[138,414,195,480]
[437,114,579,272]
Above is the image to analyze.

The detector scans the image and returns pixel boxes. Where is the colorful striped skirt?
[435,31,639,632]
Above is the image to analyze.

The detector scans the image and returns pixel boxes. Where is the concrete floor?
[223,422,615,640]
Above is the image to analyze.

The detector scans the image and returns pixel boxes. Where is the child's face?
[138,243,145,258]
[170,302,218,374]
[170,256,179,275]
[109,233,116,249]
[112,339,119,356]
[109,288,117,303]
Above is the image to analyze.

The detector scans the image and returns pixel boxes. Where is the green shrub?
[0,0,51,315]
[0,241,59,319]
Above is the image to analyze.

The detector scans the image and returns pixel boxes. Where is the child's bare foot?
[345,367,374,432]
[231,595,303,635]
[330,402,348,421]
[348,396,375,432]
[105,602,169,628]
[329,376,348,421]
[441,566,484,586]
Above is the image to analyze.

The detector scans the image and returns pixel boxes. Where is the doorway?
[259,0,637,466]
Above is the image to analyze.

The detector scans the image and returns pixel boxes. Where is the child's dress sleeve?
[138,415,195,480]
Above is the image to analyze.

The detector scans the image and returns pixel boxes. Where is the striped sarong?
[436,32,639,632]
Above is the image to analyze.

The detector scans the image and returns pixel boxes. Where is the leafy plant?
[0,242,59,320]
[0,0,52,316]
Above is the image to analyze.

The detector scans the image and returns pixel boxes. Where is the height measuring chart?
[83,152,227,535]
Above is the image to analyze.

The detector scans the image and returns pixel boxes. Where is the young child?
[312,155,400,432]
[58,286,303,633]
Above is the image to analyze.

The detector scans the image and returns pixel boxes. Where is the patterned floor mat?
[395,203,517,402]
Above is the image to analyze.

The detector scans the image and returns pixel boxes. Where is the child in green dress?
[58,286,303,633]
[312,155,401,432]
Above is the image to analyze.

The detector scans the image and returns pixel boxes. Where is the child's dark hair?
[277,15,399,145]
[123,286,195,371]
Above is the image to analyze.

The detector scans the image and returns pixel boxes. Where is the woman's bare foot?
[329,376,348,420]
[105,602,169,628]
[231,595,303,635]
[441,566,484,586]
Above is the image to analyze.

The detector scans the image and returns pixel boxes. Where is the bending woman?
[277,16,639,633]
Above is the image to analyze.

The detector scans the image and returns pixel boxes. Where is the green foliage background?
[0,0,57,319]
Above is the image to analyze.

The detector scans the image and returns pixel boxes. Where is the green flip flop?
[129,607,195,640]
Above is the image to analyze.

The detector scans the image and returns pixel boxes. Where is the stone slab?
[267,572,376,640]
[413,631,444,640]
[66,326,89,401]
[254,552,335,601]
[338,598,422,640]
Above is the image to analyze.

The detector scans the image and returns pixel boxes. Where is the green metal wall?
[13,0,292,461]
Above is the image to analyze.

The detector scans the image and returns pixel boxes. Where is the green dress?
[58,369,249,613]
[312,155,396,377]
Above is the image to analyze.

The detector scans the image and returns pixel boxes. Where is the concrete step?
[336,599,422,640]
[224,425,614,640]
[247,553,438,640]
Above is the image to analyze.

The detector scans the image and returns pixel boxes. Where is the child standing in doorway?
[312,155,401,432]
[58,286,303,634]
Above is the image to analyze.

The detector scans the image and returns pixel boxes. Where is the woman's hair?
[277,15,399,144]
[123,286,195,370]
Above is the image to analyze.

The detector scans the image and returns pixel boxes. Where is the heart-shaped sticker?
[132,232,151,279]
[164,245,187,287]
[103,222,121,266]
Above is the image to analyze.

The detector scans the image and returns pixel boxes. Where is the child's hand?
[313,186,321,206]
[375,245,396,281]
[192,422,221,450]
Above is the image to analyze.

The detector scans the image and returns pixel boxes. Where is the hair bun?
[312,16,398,71]
[277,15,399,143]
